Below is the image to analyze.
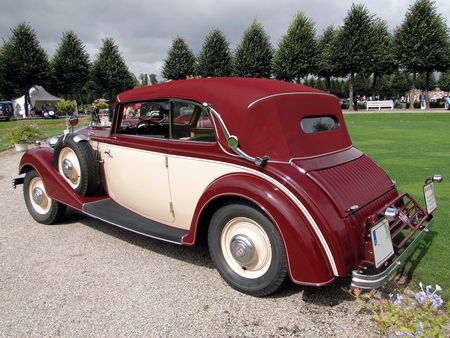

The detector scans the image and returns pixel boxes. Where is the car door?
[97,100,175,224]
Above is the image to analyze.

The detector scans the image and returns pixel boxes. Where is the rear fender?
[19,148,96,211]
[186,173,335,286]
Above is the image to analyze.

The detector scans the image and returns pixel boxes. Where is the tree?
[90,38,135,100]
[234,20,273,78]
[50,31,90,102]
[354,73,371,97]
[139,73,149,87]
[371,20,397,98]
[162,36,195,80]
[416,72,436,91]
[273,12,317,83]
[391,71,412,97]
[196,28,232,77]
[394,0,450,108]
[149,74,158,85]
[0,23,49,116]
[439,72,450,92]
[316,25,339,91]
[332,4,378,110]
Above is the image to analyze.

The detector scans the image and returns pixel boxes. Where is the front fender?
[19,148,99,211]
[186,172,335,286]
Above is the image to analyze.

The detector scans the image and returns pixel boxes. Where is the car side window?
[171,101,216,142]
[117,100,170,138]
[116,100,215,142]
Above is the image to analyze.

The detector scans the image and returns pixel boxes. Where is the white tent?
[13,85,63,118]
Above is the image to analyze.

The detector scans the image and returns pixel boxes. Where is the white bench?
[366,100,394,110]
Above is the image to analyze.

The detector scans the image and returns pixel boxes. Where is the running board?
[83,199,188,245]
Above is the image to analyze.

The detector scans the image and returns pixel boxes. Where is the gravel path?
[0,148,379,337]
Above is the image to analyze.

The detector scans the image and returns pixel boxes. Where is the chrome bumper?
[351,218,434,289]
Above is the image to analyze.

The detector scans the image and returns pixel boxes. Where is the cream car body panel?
[97,142,174,223]
[167,154,254,230]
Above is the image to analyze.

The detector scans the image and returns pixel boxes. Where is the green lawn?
[0,117,90,151]
[344,113,450,299]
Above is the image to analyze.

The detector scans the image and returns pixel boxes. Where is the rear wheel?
[23,170,66,224]
[208,203,287,296]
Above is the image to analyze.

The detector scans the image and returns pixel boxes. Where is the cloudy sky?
[1,0,449,80]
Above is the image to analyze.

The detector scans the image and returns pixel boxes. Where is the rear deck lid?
[306,155,394,218]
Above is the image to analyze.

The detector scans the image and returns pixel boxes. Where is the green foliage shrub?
[5,124,44,145]
[341,102,350,109]
[96,102,108,110]
[55,100,75,114]
[357,102,366,110]
[429,101,445,109]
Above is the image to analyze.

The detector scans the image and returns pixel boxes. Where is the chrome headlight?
[49,135,60,148]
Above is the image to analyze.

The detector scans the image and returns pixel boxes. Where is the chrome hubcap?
[221,217,272,278]
[62,159,73,179]
[32,187,44,205]
[230,234,255,266]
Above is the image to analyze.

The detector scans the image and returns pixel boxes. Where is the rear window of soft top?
[300,116,340,133]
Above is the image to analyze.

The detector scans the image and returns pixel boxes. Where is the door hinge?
[169,202,174,216]
[165,155,169,168]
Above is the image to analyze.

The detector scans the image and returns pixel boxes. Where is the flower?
[415,291,427,305]
[416,322,424,335]
[431,295,444,309]
[394,294,404,307]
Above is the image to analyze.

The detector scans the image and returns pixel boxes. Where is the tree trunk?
[425,71,430,109]
[24,90,29,117]
[410,72,416,110]
[349,72,355,111]
[372,73,378,100]
[326,76,331,93]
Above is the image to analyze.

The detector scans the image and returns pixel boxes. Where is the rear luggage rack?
[369,193,429,250]
[351,175,442,289]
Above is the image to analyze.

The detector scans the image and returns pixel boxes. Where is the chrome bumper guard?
[351,218,434,289]
[12,177,24,189]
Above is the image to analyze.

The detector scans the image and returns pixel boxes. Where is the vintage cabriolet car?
[13,78,442,296]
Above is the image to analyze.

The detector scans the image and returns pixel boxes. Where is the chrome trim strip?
[204,103,269,167]
[289,145,354,161]
[203,103,233,140]
[248,92,337,108]
[351,219,434,289]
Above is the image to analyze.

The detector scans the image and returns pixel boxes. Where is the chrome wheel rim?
[58,148,81,189]
[221,217,272,279]
[29,176,51,214]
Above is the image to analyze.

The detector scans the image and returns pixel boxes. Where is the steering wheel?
[136,119,161,135]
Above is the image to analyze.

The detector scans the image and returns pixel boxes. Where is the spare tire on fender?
[53,134,99,196]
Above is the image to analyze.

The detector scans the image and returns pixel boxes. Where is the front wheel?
[208,203,287,296]
[53,134,99,196]
[23,170,66,224]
